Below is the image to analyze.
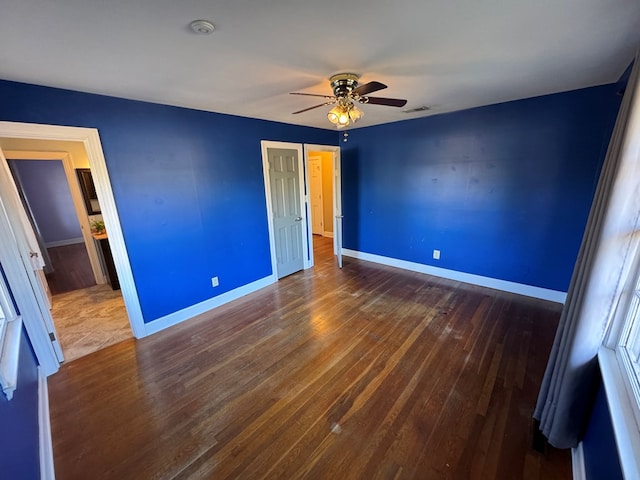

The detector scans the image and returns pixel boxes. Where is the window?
[599,241,640,479]
[619,270,640,411]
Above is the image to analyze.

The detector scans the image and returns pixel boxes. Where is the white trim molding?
[38,367,55,480]
[342,249,567,303]
[144,275,276,336]
[572,443,586,480]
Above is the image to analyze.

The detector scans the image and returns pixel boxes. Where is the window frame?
[600,240,640,479]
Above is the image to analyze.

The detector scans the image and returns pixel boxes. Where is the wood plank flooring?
[48,236,570,479]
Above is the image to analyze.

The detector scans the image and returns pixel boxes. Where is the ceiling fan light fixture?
[290,72,405,127]
[348,105,363,123]
[327,106,341,124]
[337,109,350,126]
[327,101,363,128]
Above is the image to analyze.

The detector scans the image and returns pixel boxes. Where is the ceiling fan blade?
[290,92,335,100]
[361,96,408,107]
[353,81,387,96]
[292,102,333,115]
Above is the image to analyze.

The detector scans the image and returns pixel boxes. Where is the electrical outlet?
[211,276,219,287]
[433,249,441,260]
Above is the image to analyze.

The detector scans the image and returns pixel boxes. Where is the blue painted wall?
[341,85,620,292]
[11,160,82,244]
[0,79,620,318]
[0,80,336,322]
[582,377,623,479]
[0,327,41,479]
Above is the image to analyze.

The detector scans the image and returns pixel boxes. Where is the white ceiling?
[1,0,639,130]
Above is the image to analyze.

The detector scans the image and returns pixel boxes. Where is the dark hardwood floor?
[46,242,96,295]
[48,236,570,479]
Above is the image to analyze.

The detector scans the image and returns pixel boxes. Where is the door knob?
[295,216,302,221]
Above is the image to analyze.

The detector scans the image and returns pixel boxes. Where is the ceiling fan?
[290,73,407,128]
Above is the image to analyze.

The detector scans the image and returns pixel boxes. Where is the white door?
[308,157,324,235]
[0,147,64,361]
[267,147,305,278]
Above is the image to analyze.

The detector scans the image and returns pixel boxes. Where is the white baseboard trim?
[45,237,84,248]
[144,275,277,336]
[341,249,567,304]
[572,443,586,480]
[38,368,55,480]
[323,231,334,238]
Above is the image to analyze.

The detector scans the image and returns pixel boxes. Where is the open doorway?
[0,130,140,371]
[306,150,335,258]
[5,154,131,362]
[262,141,342,279]
[3,149,131,363]
[0,121,145,374]
[304,144,342,269]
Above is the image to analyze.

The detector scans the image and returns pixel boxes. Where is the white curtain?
[535,51,640,448]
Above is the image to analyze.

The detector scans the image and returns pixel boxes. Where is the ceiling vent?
[403,106,430,113]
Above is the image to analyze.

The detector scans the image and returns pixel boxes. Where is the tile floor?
[50,284,131,363]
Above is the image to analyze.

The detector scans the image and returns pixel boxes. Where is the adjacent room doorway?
[261,141,342,279]
[0,121,146,373]
[304,143,342,269]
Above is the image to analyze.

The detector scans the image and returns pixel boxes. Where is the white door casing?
[334,152,343,269]
[308,156,323,235]
[0,122,145,349]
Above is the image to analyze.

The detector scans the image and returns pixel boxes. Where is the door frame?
[260,141,310,276]
[303,144,342,268]
[0,122,146,343]
[3,149,106,285]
